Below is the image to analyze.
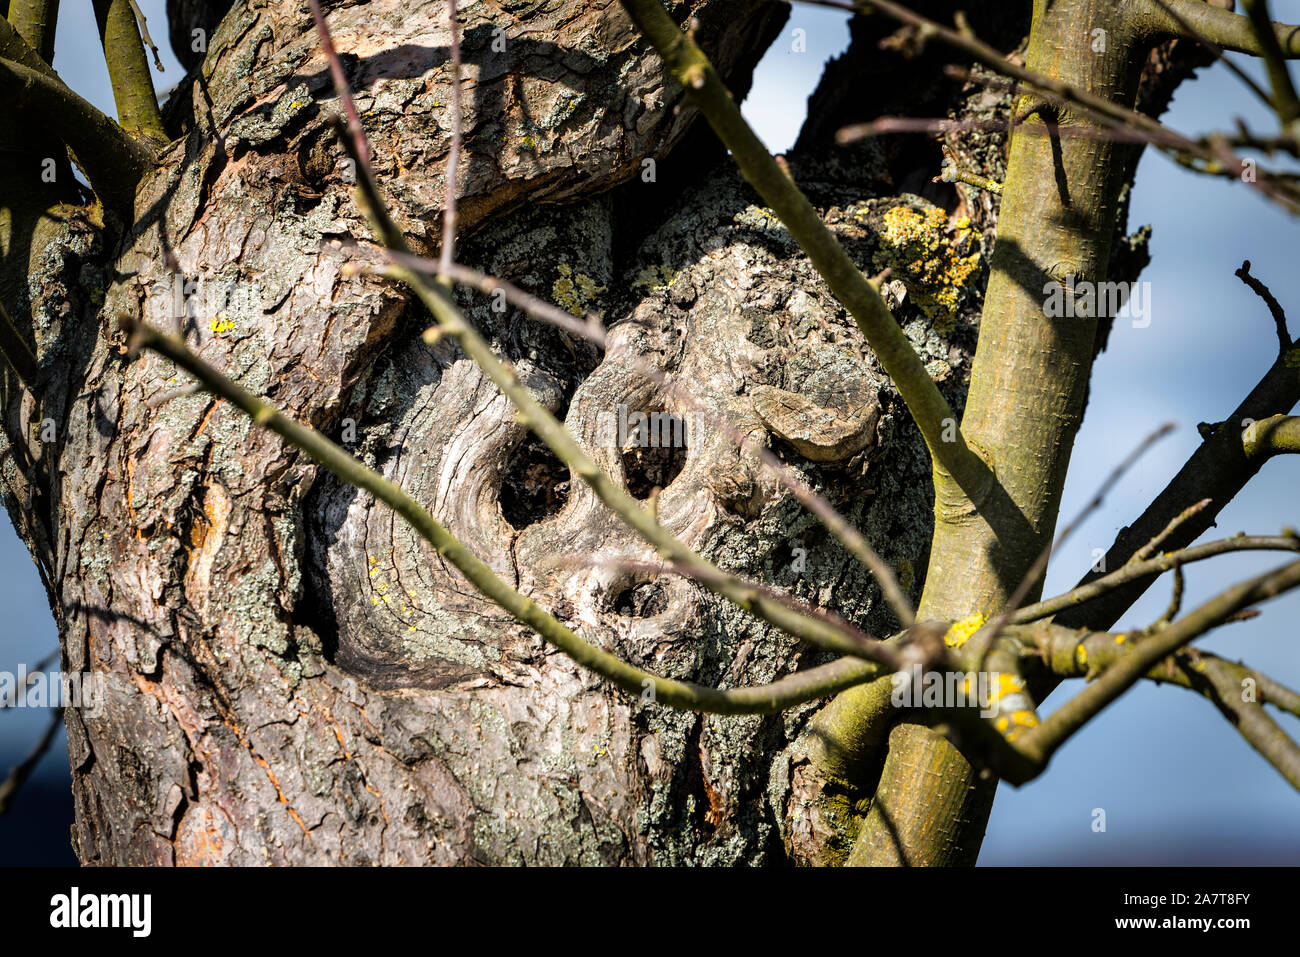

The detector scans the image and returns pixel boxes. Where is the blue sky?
[2,1,1299,865]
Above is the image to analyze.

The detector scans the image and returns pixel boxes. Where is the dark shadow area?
[500,434,570,530]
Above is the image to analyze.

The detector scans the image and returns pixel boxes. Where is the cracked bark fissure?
[0,0,1208,864]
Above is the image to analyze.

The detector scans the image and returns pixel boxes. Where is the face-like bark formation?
[4,0,1014,864]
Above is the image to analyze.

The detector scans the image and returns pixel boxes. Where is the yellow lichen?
[631,264,678,293]
[552,264,606,317]
[986,672,1026,705]
[209,315,235,335]
[868,204,981,332]
[944,613,986,649]
[996,709,1040,741]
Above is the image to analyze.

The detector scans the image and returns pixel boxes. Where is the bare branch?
[1027,623,1300,791]
[126,0,164,73]
[1143,0,1300,60]
[806,0,1300,212]
[1015,559,1300,773]
[1014,531,1300,624]
[1235,259,1292,352]
[969,424,1175,664]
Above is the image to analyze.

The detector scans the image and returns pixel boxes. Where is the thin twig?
[127,0,164,72]
[1235,259,1292,352]
[1013,532,1300,624]
[1130,498,1212,566]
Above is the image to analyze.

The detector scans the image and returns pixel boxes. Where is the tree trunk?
[2,0,1193,864]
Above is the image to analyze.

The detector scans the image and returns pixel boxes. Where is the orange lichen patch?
[174,802,235,866]
[185,483,231,611]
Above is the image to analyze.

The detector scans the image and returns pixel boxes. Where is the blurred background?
[2,0,1298,865]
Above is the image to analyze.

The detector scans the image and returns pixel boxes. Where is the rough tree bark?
[1,0,1210,864]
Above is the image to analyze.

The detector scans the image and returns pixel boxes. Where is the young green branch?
[1026,623,1300,791]
[6,0,60,64]
[91,0,166,145]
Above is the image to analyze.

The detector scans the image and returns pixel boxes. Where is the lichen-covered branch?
[1014,532,1300,624]
[1016,559,1300,773]
[1055,289,1298,633]
[1241,0,1300,127]
[1027,622,1300,790]
[1244,414,1300,457]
